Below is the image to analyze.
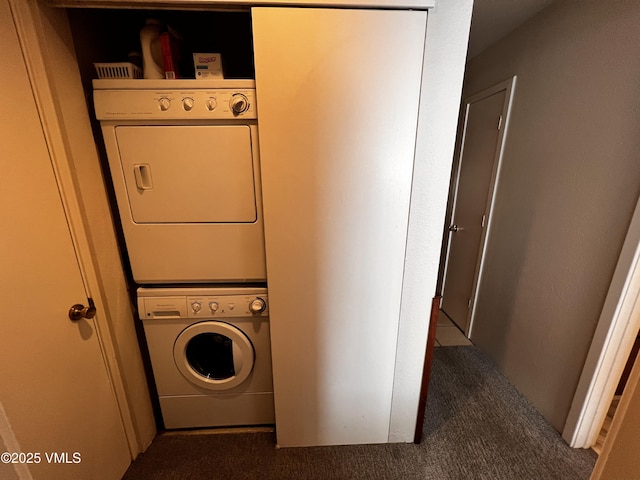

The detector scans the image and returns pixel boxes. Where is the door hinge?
[481,214,486,228]
[467,298,472,308]
[498,114,503,130]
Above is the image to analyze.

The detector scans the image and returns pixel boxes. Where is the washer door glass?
[186,333,236,380]
[174,321,255,391]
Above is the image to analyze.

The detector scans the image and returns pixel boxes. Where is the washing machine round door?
[173,321,255,391]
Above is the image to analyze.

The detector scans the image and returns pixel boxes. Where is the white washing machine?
[94,79,265,284]
[138,286,274,429]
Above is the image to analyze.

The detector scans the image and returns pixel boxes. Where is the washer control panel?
[138,288,268,320]
[94,89,257,120]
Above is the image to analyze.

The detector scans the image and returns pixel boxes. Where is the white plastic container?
[140,19,164,79]
[94,62,142,79]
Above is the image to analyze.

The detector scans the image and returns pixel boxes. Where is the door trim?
[442,76,516,336]
[413,296,441,443]
[9,0,140,457]
[563,193,640,447]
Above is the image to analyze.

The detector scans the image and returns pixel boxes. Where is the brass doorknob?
[69,301,96,321]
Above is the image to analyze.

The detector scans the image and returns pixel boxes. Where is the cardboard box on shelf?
[193,53,223,80]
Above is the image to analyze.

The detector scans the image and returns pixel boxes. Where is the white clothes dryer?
[94,79,265,284]
[138,286,274,429]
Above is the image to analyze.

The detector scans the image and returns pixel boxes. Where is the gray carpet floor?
[122,346,597,479]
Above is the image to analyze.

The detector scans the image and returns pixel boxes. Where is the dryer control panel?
[94,88,257,120]
[138,287,268,320]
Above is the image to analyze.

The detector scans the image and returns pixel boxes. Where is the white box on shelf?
[193,53,223,79]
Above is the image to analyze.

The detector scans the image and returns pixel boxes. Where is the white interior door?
[442,80,514,334]
[0,2,130,478]
[253,7,426,447]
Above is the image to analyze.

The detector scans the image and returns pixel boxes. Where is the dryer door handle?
[133,163,153,190]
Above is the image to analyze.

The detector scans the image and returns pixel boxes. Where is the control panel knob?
[206,97,217,111]
[191,301,202,313]
[249,297,267,315]
[209,301,219,313]
[230,94,249,115]
[182,97,195,111]
[158,97,171,111]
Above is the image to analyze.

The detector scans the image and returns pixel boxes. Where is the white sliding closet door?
[253,7,426,447]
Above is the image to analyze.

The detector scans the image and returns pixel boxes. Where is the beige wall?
[464,0,640,430]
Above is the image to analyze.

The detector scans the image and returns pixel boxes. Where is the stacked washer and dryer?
[93,79,274,429]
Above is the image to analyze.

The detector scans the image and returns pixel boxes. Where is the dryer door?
[114,125,257,224]
[174,321,255,391]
